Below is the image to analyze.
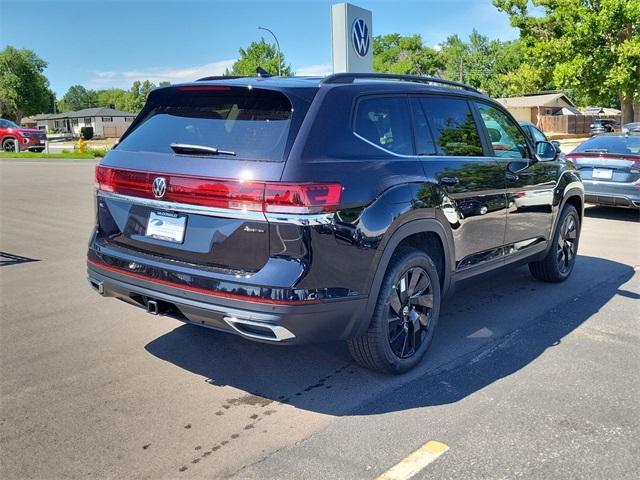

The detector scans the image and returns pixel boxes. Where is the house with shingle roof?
[21,107,136,138]
[496,92,578,125]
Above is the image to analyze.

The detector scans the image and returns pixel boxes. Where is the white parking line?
[376,441,449,480]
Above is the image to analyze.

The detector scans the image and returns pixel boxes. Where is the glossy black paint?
[88,76,584,343]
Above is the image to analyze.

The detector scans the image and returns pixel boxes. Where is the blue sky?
[1,0,519,96]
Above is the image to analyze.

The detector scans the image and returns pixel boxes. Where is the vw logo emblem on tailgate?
[152,177,167,198]
[352,18,370,57]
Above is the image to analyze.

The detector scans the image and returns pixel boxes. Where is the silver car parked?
[566,133,640,209]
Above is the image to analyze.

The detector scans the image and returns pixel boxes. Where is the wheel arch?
[352,218,454,338]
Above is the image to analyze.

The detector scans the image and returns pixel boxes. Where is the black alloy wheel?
[387,266,434,359]
[3,139,17,152]
[556,213,577,274]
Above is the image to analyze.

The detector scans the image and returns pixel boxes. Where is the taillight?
[264,183,342,214]
[95,166,342,214]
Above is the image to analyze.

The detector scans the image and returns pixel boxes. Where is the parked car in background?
[87,73,583,374]
[566,133,640,209]
[589,119,618,136]
[518,121,564,159]
[622,122,640,134]
[0,118,47,152]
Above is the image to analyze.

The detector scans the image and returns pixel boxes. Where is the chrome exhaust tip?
[223,316,295,342]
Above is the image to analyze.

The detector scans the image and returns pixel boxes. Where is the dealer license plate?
[145,211,187,243]
[592,168,613,180]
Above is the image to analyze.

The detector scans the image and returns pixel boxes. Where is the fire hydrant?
[76,137,87,153]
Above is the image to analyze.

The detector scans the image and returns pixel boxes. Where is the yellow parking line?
[376,441,449,480]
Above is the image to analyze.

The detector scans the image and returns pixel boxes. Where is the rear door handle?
[439,176,459,186]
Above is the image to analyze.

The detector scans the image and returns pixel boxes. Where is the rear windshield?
[117,87,294,161]
[573,135,640,156]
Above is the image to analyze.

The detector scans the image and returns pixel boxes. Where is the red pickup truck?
[0,118,48,152]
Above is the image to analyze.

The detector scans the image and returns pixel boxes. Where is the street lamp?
[257,26,282,76]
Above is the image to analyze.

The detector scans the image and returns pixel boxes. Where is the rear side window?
[419,97,484,156]
[117,87,294,161]
[354,96,413,155]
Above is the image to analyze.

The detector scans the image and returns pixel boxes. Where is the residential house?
[21,107,136,138]
[496,93,578,125]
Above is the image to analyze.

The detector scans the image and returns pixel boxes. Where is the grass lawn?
[0,149,107,160]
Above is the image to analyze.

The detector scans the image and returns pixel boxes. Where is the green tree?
[226,39,292,76]
[494,0,640,122]
[440,31,524,97]
[0,46,52,121]
[96,88,129,111]
[125,80,157,113]
[373,34,443,75]
[60,85,98,111]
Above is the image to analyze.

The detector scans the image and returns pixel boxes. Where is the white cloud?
[89,59,236,88]
[295,63,332,77]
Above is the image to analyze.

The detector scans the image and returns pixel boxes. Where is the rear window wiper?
[170,143,236,156]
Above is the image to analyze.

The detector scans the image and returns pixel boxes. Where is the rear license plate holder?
[592,168,613,180]
[145,211,187,243]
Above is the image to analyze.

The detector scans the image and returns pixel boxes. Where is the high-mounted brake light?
[95,166,342,214]
[176,86,232,91]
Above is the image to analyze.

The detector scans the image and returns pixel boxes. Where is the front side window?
[476,103,529,159]
[419,97,484,156]
[529,125,547,143]
[354,96,413,155]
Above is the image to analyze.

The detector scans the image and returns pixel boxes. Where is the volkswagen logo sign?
[351,18,370,58]
[152,177,167,198]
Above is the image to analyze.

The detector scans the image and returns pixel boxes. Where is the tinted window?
[419,97,483,156]
[410,98,436,155]
[354,97,413,155]
[476,103,529,159]
[529,125,547,143]
[572,135,640,156]
[117,87,294,161]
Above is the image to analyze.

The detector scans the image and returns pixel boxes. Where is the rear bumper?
[87,261,368,344]
[583,180,640,209]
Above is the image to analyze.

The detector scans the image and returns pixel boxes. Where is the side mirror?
[551,140,561,151]
[536,141,558,161]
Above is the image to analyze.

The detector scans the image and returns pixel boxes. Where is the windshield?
[117,87,295,161]
[573,135,640,156]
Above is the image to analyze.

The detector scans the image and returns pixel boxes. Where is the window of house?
[102,117,113,122]
[84,118,92,125]
[354,96,413,156]
[71,118,78,126]
[419,97,484,156]
[125,117,134,122]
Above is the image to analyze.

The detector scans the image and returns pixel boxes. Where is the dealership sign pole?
[331,2,373,73]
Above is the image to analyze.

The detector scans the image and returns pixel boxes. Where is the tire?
[348,248,441,374]
[529,204,580,282]
[2,138,17,152]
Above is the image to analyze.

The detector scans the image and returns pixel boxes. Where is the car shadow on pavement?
[144,255,635,416]
[584,205,639,222]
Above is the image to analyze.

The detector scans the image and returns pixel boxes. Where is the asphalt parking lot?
[1,160,638,479]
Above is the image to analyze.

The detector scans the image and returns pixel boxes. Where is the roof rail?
[321,73,481,94]
[196,75,246,82]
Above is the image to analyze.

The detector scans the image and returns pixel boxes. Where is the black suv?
[87,73,584,373]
